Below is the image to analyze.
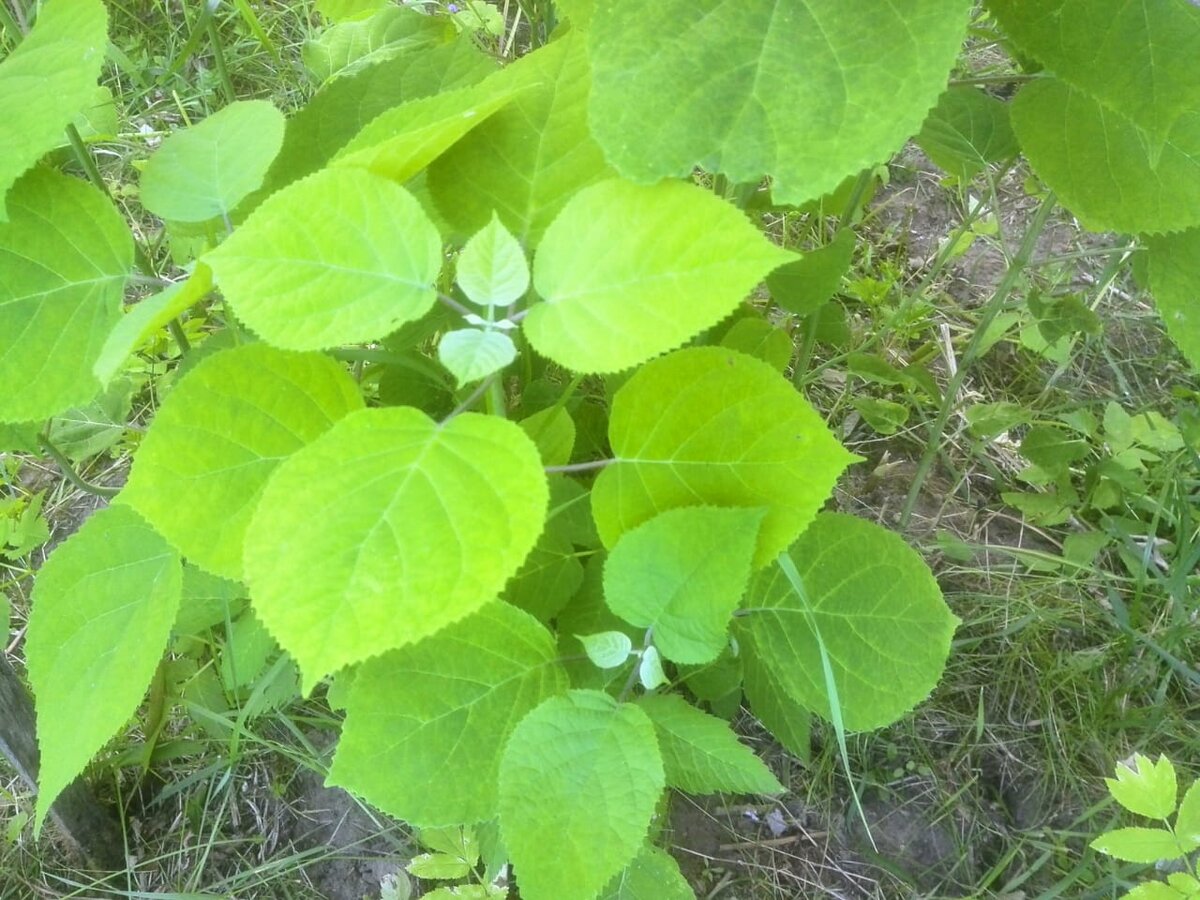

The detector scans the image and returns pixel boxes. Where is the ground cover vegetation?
[0,0,1197,897]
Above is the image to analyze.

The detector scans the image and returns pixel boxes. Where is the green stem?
[544,458,613,475]
[899,192,1058,527]
[205,14,237,105]
[948,73,1040,87]
[167,318,192,355]
[486,377,507,417]
[38,434,120,499]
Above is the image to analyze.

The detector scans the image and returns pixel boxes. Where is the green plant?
[1092,754,1200,899]
[3,1,1200,898]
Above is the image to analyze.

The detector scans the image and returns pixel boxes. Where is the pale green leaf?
[518,407,575,467]
[330,602,566,826]
[588,0,972,205]
[526,179,794,373]
[604,506,764,664]
[332,83,517,184]
[638,646,669,691]
[1122,883,1191,900]
[428,29,615,245]
[499,691,664,900]
[175,565,245,636]
[1090,827,1189,864]
[719,318,792,373]
[1147,228,1200,372]
[303,5,453,82]
[742,650,811,763]
[44,375,132,462]
[419,824,480,860]
[593,348,857,568]
[556,557,640,691]
[122,345,362,580]
[987,0,1200,140]
[1105,754,1178,820]
[1012,78,1200,235]
[1168,873,1200,895]
[317,0,387,22]
[26,504,181,832]
[140,101,285,223]
[579,631,633,669]
[739,512,957,731]
[438,328,517,385]
[94,264,214,384]
[456,213,529,307]
[245,408,548,689]
[0,0,108,217]
[1177,779,1200,850]
[0,169,131,422]
[555,0,594,29]
[766,229,856,317]
[917,86,1018,181]
[206,168,442,350]
[599,845,694,900]
[638,693,782,795]
[252,36,496,206]
[407,853,472,880]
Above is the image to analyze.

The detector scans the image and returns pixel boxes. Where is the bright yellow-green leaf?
[122,345,363,580]
[140,101,285,223]
[245,408,548,690]
[206,168,442,350]
[599,845,694,900]
[26,505,181,833]
[593,348,856,568]
[329,603,567,826]
[499,691,664,900]
[0,0,108,218]
[1091,827,1190,864]
[526,180,795,373]
[1105,754,1179,820]
[438,328,517,385]
[0,170,131,423]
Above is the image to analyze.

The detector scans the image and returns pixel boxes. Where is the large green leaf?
[502,527,584,623]
[988,0,1200,139]
[0,0,108,217]
[587,0,972,205]
[122,344,363,580]
[638,693,781,795]
[499,691,664,900]
[592,348,856,568]
[328,602,568,826]
[766,229,856,317]
[1011,78,1200,235]
[525,179,794,373]
[0,169,131,423]
[302,4,453,82]
[738,513,957,731]
[333,83,517,184]
[599,845,694,900]
[604,506,764,664]
[245,408,548,690]
[428,30,615,245]
[917,86,1018,182]
[139,101,285,223]
[25,504,181,832]
[742,650,811,762]
[1147,228,1200,372]
[206,168,442,350]
[250,36,496,207]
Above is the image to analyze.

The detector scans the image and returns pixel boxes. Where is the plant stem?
[899,192,1058,527]
[168,318,192,355]
[205,13,236,105]
[948,73,1040,87]
[444,376,496,420]
[544,458,613,475]
[486,376,507,417]
[37,434,120,499]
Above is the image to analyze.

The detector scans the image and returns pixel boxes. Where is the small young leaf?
[206,168,441,351]
[26,505,182,833]
[739,513,958,732]
[599,845,694,900]
[1176,779,1200,850]
[638,693,782,795]
[579,631,634,669]
[498,691,665,900]
[1090,826,1189,864]
[139,101,285,222]
[593,347,857,568]
[1121,882,1191,900]
[438,328,517,385]
[525,179,795,373]
[1105,754,1179,820]
[406,853,472,880]
[456,213,530,307]
[302,5,453,82]
[766,229,855,317]
[638,646,669,691]
[603,506,764,664]
[719,318,793,373]
[245,408,547,690]
[917,86,1017,182]
[328,603,567,827]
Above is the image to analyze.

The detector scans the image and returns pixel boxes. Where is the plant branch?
[37,434,120,499]
[444,376,496,421]
[544,458,613,475]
